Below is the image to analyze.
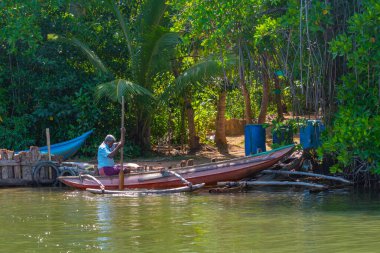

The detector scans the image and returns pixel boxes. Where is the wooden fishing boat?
[58,144,294,190]
[17,130,93,160]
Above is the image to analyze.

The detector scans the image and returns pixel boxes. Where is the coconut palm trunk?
[136,110,152,151]
[185,95,200,152]
[215,89,228,151]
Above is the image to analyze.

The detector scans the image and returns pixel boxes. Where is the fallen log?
[217,180,328,189]
[262,170,352,185]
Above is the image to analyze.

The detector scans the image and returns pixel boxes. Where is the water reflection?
[2,188,380,252]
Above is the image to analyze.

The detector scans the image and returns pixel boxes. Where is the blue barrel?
[300,120,326,149]
[245,124,266,156]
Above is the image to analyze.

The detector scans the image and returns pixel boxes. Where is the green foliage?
[320,0,380,174]
[254,17,278,52]
[0,115,35,150]
[193,87,218,142]
[270,118,297,148]
[0,0,378,170]
[0,0,44,55]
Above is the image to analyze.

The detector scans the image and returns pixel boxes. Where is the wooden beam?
[262,170,352,184]
[217,180,328,189]
[0,161,34,166]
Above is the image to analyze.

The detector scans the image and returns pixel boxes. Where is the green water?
[1,188,380,253]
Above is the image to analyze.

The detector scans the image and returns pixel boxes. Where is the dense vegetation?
[0,0,379,175]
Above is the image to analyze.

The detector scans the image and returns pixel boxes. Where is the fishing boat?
[17,130,93,160]
[58,144,294,190]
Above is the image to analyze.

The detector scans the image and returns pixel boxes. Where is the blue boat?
[18,130,93,160]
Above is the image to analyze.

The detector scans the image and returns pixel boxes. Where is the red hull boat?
[58,145,294,190]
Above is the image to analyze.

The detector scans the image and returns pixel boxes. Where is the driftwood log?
[217,180,328,189]
[262,170,352,185]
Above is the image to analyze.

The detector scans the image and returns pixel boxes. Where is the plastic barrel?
[245,124,266,156]
[300,120,325,149]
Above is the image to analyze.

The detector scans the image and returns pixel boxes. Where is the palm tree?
[215,89,228,151]
[166,56,237,151]
[63,0,181,151]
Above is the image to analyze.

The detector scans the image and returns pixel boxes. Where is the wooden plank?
[1,167,9,179]
[0,149,8,179]
[22,166,33,181]
[0,161,33,166]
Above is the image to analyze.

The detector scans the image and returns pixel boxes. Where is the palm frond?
[69,37,109,74]
[163,55,238,99]
[138,0,167,32]
[176,57,234,87]
[96,79,153,103]
[106,0,133,56]
[145,32,181,80]
[134,27,169,86]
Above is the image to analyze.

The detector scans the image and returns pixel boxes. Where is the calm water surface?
[1,187,380,253]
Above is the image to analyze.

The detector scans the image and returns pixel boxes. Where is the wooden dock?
[0,147,62,187]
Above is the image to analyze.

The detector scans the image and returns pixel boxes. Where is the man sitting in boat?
[97,128,127,176]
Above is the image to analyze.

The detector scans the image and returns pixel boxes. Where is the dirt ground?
[127,132,300,170]
[128,135,246,170]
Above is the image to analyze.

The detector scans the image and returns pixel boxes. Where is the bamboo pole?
[118,96,125,190]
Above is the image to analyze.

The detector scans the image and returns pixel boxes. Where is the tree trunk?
[258,55,270,124]
[185,95,200,152]
[180,103,186,152]
[274,75,284,121]
[172,62,200,153]
[239,40,253,124]
[136,110,151,152]
[215,90,228,151]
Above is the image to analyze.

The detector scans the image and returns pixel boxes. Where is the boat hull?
[58,145,294,190]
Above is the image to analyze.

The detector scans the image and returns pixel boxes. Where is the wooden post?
[46,128,52,179]
[46,128,51,161]
[0,149,8,179]
[118,96,125,190]
[20,152,32,181]
[14,154,21,179]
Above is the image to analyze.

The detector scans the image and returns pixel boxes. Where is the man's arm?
[107,128,126,158]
